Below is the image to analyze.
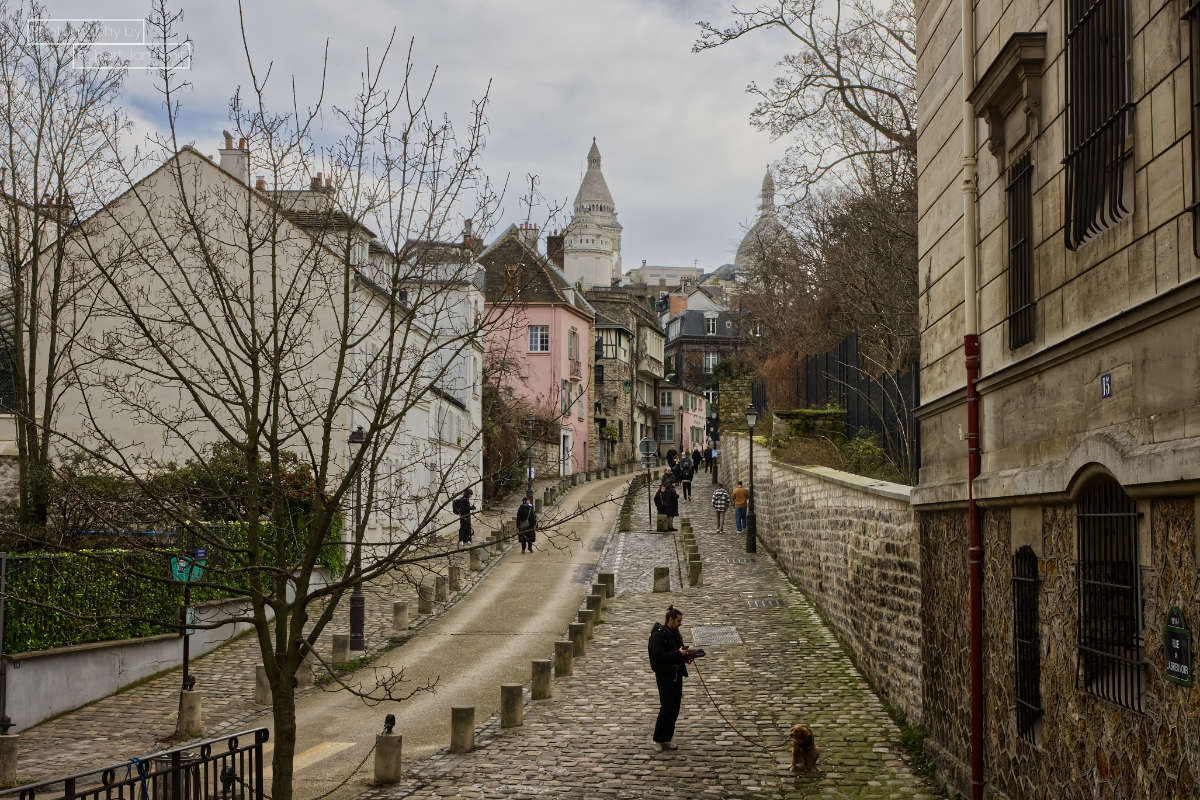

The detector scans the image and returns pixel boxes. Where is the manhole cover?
[690,624,743,646]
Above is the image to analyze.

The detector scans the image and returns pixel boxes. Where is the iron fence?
[795,333,920,474]
[2,728,269,800]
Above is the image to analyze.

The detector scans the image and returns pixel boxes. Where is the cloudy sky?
[50,0,793,271]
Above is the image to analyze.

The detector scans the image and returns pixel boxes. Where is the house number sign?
[1165,606,1193,687]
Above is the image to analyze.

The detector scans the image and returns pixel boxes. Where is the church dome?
[573,138,616,213]
[734,167,795,268]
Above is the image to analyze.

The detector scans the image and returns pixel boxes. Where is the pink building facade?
[656,382,707,458]
[481,226,594,475]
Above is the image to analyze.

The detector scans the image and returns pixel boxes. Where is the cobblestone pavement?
[597,484,683,595]
[13,477,573,785]
[363,479,938,799]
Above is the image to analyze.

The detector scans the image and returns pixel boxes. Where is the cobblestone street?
[365,476,939,799]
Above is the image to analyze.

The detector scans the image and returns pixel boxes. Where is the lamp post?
[745,404,758,554]
[348,425,366,651]
[524,415,536,498]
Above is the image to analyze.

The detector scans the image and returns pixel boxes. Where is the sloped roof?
[478,225,595,317]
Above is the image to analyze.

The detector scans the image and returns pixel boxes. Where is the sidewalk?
[12,475,572,784]
[362,479,938,799]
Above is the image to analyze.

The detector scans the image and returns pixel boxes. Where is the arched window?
[1076,474,1142,711]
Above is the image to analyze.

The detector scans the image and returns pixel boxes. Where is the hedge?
[4,517,343,654]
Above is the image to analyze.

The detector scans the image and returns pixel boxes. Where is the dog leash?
[689,661,790,753]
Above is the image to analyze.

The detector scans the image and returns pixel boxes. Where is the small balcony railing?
[570,359,582,379]
[658,405,674,418]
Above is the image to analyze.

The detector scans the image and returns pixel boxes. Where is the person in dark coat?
[516,495,537,553]
[691,448,703,472]
[662,481,679,529]
[453,488,475,544]
[648,605,697,750]
[703,446,713,473]
[680,457,694,501]
[666,448,678,468]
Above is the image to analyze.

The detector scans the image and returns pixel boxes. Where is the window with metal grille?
[1076,475,1143,711]
[1012,545,1043,742]
[1187,2,1200,256]
[1063,0,1131,249]
[1007,152,1036,349]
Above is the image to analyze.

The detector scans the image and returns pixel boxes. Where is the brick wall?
[724,433,922,722]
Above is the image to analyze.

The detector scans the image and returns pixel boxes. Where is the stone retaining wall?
[724,433,922,722]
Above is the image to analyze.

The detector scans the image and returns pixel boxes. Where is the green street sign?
[1165,606,1193,687]
[170,555,206,583]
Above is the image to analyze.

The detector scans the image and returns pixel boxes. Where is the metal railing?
[3,729,269,800]
[569,359,582,379]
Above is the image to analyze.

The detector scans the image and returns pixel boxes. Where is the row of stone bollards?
[442,570,616,761]
[678,518,703,587]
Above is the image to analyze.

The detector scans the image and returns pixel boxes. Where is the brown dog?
[789,724,819,772]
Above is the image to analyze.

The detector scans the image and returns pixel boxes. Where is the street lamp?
[745,404,758,554]
[348,425,366,651]
[524,415,536,497]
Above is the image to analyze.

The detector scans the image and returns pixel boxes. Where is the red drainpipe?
[965,332,983,800]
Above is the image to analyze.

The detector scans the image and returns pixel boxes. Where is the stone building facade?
[915,0,1200,791]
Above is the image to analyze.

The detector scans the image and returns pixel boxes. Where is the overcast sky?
[50,0,792,271]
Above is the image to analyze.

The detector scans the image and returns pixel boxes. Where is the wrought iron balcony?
[570,359,582,379]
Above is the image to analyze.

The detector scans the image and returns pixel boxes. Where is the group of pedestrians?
[453,486,539,554]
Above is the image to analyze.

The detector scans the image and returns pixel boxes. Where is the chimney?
[546,230,565,268]
[517,221,539,248]
[311,172,323,190]
[255,175,266,191]
[218,130,249,184]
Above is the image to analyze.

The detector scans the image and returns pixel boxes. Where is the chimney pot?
[255,176,266,191]
[311,175,321,190]
[325,177,331,188]
[238,137,247,150]
[222,130,233,149]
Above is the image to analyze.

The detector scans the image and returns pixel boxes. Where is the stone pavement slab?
[360,480,938,799]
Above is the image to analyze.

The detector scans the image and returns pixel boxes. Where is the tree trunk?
[269,676,298,800]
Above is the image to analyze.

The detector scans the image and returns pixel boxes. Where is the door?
[560,430,572,476]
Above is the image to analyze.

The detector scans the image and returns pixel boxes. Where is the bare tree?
[0,3,128,528]
[695,0,916,198]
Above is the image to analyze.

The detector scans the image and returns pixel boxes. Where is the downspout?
[960,0,984,796]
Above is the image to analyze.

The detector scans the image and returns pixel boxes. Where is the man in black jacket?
[516,495,537,553]
[453,488,474,544]
[647,605,697,751]
[662,481,680,531]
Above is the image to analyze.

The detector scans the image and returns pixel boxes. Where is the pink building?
[656,382,707,458]
[481,225,594,475]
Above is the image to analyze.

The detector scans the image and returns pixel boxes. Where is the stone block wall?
[724,433,923,723]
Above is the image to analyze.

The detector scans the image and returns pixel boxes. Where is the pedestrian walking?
[648,605,699,751]
[516,494,537,553]
[666,448,678,468]
[680,457,694,501]
[453,488,475,544]
[710,446,719,484]
[663,480,680,530]
[731,480,749,533]
[691,448,702,473]
[711,483,730,532]
[702,446,712,473]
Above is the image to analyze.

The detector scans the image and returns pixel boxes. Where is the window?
[1189,5,1200,255]
[705,317,717,335]
[594,364,604,384]
[618,420,623,441]
[1012,545,1043,742]
[703,352,719,374]
[1063,0,1130,249]
[568,328,578,361]
[561,379,569,413]
[1007,152,1035,349]
[657,422,674,442]
[659,390,673,411]
[529,326,550,352]
[1076,475,1142,711]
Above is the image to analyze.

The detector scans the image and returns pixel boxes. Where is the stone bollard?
[591,584,608,610]
[656,515,668,532]
[535,498,543,513]
[254,665,271,705]
[448,565,463,592]
[598,572,615,598]
[418,584,434,615]
[554,640,574,676]
[531,659,552,699]
[392,602,409,636]
[450,706,475,753]
[178,690,203,737]
[680,517,690,528]
[0,735,15,790]
[297,648,316,688]
[687,546,700,563]
[568,622,587,656]
[578,608,595,641]
[653,566,670,592]
[332,633,351,666]
[469,548,483,571]
[375,732,402,784]
[586,593,604,623]
[435,575,449,603]
[688,558,703,587]
[500,684,524,728]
